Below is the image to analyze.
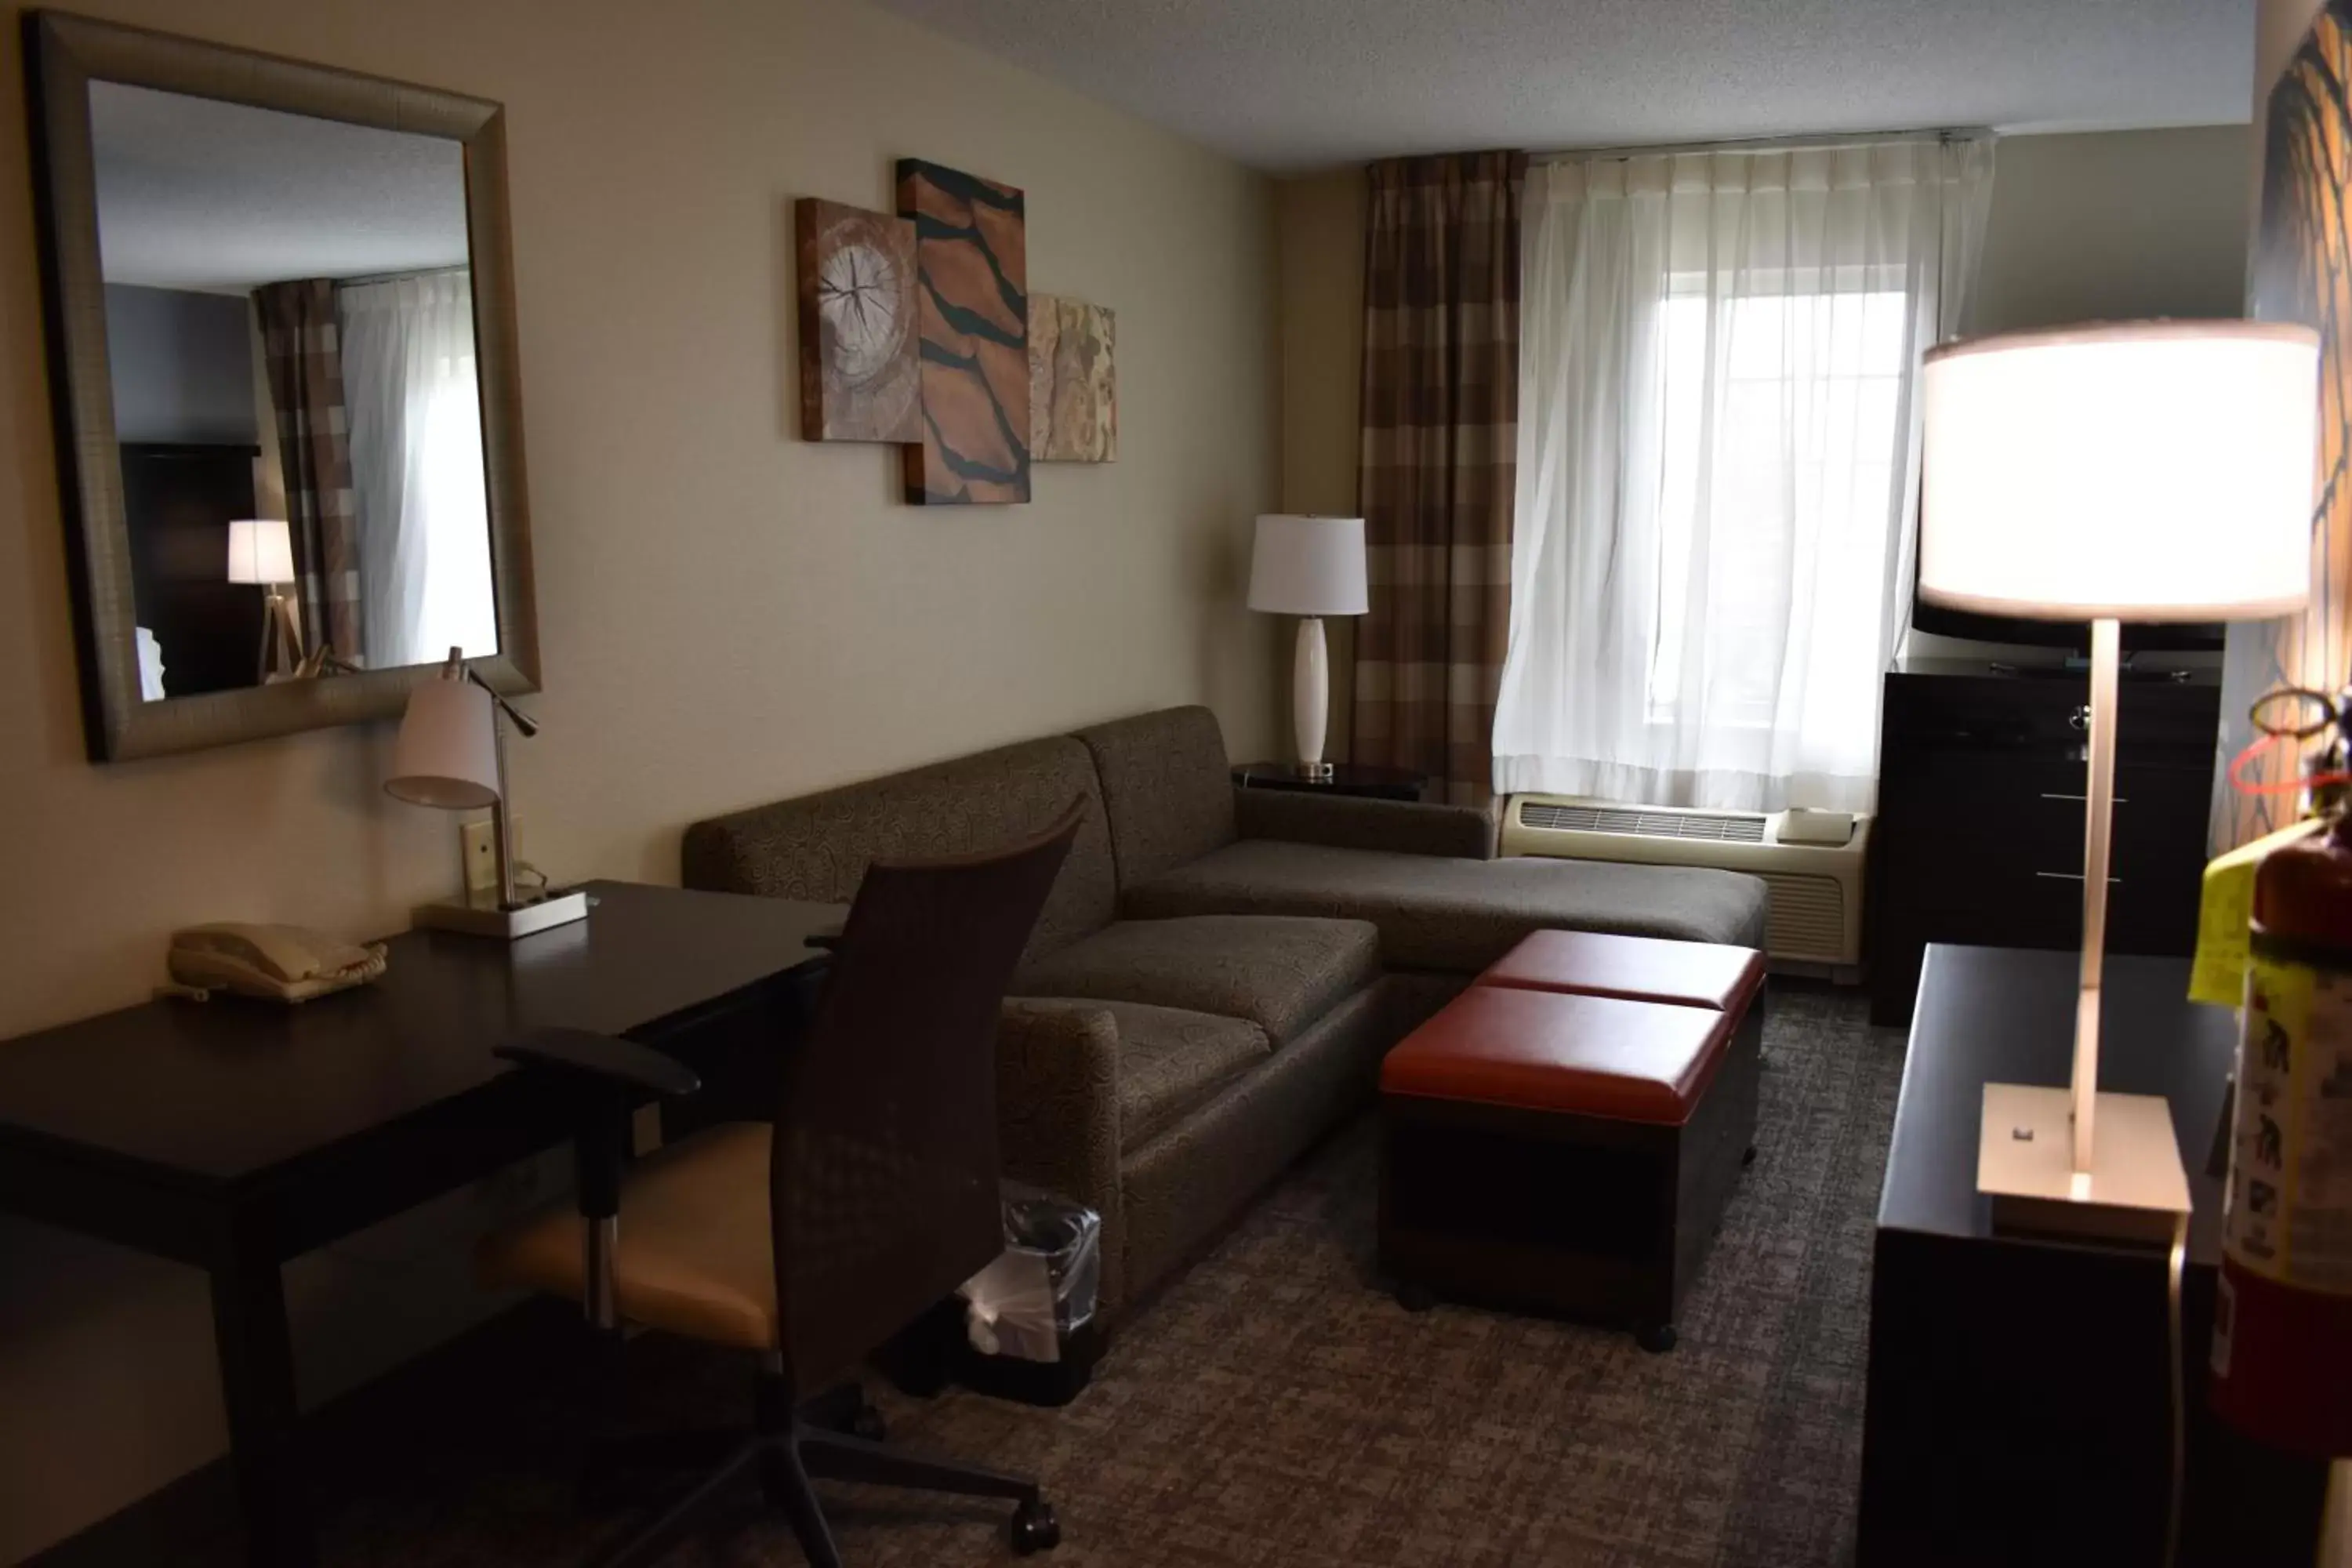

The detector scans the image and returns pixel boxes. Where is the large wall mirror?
[26,11,538,760]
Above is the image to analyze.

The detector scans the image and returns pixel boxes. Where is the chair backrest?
[769,797,1085,1394]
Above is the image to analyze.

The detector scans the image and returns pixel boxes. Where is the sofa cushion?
[681,736,1116,962]
[1073,707,1237,889]
[1123,839,1769,973]
[1007,998,1272,1152]
[1012,914,1381,1046]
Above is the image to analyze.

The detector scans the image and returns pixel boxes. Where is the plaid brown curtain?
[254,279,362,659]
[1352,151,1525,805]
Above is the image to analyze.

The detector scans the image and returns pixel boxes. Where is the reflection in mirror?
[90,82,495,703]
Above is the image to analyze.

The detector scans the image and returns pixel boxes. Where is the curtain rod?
[1534,127,1991,165]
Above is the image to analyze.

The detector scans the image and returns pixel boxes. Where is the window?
[1650,283,1909,725]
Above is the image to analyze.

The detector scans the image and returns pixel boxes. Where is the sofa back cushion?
[681,737,1117,961]
[1073,706,1238,889]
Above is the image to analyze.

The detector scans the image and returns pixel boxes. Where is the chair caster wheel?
[1011,1497,1061,1554]
[1741,1144,1758,1167]
[1637,1323,1678,1355]
[1395,1281,1437,1314]
[851,1403,887,1443]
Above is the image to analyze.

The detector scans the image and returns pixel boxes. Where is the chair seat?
[1009,998,1272,1150]
[1012,915,1379,1045]
[1123,839,1769,972]
[477,1123,780,1351]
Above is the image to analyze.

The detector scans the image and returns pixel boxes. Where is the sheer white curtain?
[1493,140,1993,811]
[340,270,495,670]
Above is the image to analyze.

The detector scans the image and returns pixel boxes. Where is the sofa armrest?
[996,1000,1128,1311]
[1233,786,1498,860]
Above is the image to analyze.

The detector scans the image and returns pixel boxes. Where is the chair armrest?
[494,1026,702,1099]
[996,1000,1127,1312]
[1233,786,1498,859]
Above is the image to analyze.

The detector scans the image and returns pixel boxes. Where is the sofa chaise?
[681,706,1767,1318]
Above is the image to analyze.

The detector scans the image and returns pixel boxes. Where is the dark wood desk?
[1857,945,2325,1566]
[0,880,843,1568]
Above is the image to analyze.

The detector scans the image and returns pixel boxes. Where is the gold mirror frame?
[24,10,540,761]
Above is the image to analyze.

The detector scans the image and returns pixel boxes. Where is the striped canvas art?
[896,159,1030,505]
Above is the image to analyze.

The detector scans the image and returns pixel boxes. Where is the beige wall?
[1969,125,2252,333]
[0,0,1279,1555]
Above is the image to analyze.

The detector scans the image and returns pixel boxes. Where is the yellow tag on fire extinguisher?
[2190,818,2325,1007]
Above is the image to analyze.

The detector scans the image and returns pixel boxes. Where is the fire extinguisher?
[2212,800,2352,1457]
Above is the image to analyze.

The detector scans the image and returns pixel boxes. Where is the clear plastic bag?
[958,1182,1101,1364]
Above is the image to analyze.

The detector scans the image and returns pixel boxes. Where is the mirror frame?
[24,10,540,762]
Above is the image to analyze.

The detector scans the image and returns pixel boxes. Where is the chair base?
[584,1376,1058,1568]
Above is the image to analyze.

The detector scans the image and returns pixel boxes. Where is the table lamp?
[1918,319,2318,1239]
[385,649,587,939]
[225,518,303,682]
[1247,514,1368,779]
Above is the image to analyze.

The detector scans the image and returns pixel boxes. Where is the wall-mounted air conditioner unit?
[1501,796,1870,978]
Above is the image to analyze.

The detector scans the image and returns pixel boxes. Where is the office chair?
[479,799,1087,1566]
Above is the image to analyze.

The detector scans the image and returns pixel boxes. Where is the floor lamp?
[1918,320,2318,1238]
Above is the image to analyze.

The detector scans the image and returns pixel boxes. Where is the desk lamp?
[1247,514,1368,779]
[1918,320,2318,1237]
[385,649,586,938]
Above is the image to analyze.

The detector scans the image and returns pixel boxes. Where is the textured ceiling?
[870,0,2254,172]
[92,82,469,293]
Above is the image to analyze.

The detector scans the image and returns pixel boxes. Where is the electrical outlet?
[460,818,502,894]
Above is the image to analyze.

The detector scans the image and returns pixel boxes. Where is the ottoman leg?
[1395,1281,1438,1314]
[1636,1323,1678,1355]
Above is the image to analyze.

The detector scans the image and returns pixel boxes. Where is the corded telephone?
[165,923,389,1004]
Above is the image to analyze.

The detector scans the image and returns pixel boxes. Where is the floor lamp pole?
[2073,615,2121,1177]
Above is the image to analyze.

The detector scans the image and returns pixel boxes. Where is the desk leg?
[209,1253,314,1568]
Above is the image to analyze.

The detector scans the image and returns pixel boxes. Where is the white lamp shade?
[385,676,499,810]
[1918,320,2319,622]
[225,518,296,586]
[1247,514,1369,616]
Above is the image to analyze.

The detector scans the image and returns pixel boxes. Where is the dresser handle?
[2036,871,2122,884]
[2040,792,2128,804]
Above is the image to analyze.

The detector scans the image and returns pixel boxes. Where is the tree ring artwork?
[797,198,921,444]
[897,159,1031,505]
[2217,0,2352,851]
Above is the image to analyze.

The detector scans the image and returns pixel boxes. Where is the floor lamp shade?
[1917,318,2319,1232]
[224,518,296,586]
[385,677,499,811]
[1918,320,2318,622]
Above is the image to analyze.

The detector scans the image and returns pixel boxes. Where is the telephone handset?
[165,923,389,1004]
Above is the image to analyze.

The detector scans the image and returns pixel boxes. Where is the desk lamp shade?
[1918,318,2319,1238]
[385,676,499,811]
[224,518,295,586]
[1919,320,2318,622]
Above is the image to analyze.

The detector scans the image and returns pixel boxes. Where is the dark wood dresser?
[1867,662,2220,1025]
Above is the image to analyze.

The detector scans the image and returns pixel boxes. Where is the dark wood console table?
[0,880,843,1568]
[1858,944,2325,1566]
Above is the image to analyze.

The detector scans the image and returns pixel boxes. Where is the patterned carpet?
[278,982,1902,1568]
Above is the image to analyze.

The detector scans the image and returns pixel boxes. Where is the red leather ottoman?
[1378,934,1766,1352]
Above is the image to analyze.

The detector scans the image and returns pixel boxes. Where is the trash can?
[953,1182,1105,1406]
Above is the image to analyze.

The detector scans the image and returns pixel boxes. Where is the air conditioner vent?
[1760,872,1847,963]
[1516,801,1768,843]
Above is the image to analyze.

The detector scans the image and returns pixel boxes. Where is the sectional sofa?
[681,706,1768,1317]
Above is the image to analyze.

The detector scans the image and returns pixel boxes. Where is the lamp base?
[1293,760,1335,782]
[412,887,590,940]
[1977,1083,2190,1245]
